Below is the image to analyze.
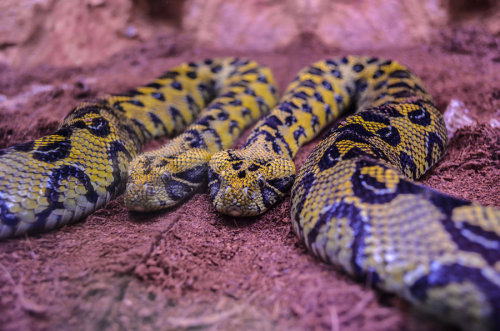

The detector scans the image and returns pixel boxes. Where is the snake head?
[208,149,295,217]
[123,149,210,212]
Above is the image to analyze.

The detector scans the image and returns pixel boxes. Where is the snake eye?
[161,172,171,183]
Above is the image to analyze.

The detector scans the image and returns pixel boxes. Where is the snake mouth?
[227,206,243,217]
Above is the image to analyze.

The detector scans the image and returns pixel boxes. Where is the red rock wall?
[0,0,498,67]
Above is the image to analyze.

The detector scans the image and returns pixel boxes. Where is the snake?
[208,56,500,330]
[0,58,278,238]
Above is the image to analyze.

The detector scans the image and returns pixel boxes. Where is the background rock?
[0,0,499,67]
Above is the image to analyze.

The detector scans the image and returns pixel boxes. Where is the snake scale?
[0,58,278,237]
[1,55,499,330]
[208,56,500,330]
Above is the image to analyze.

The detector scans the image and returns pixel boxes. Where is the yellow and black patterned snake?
[1,56,499,330]
[0,58,278,237]
[208,56,500,330]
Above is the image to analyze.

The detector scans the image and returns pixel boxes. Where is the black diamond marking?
[208,168,220,200]
[293,126,306,144]
[184,130,207,149]
[186,95,200,114]
[257,75,268,83]
[374,80,387,90]
[151,92,165,101]
[171,81,182,90]
[241,68,259,75]
[324,103,332,117]
[335,94,344,104]
[389,70,411,79]
[414,84,426,93]
[187,71,197,79]
[279,101,297,113]
[107,141,132,196]
[314,92,324,102]
[229,120,239,134]
[231,161,243,171]
[322,80,333,91]
[285,115,297,126]
[241,108,251,117]
[351,159,399,204]
[222,91,236,98]
[117,89,143,97]
[229,99,242,106]
[13,141,35,152]
[147,112,167,133]
[247,87,257,96]
[308,67,324,76]
[376,125,401,146]
[331,70,342,79]
[353,64,364,72]
[248,163,260,172]
[355,79,368,93]
[264,115,283,130]
[392,90,414,99]
[175,164,207,185]
[373,70,384,79]
[217,111,229,121]
[387,81,413,90]
[128,99,145,107]
[145,82,163,89]
[160,71,180,79]
[326,59,338,66]
[408,107,431,126]
[169,106,187,126]
[301,79,316,88]
[318,144,340,171]
[87,117,111,137]
[359,111,390,125]
[211,65,222,73]
[294,91,309,100]
[399,151,417,178]
[311,114,320,129]
[425,132,444,167]
[32,135,72,163]
[267,175,295,194]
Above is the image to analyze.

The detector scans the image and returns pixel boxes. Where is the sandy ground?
[0,29,499,330]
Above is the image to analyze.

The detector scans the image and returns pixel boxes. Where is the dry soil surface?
[0,30,499,330]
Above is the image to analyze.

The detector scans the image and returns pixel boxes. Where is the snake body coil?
[209,56,500,330]
[0,58,277,238]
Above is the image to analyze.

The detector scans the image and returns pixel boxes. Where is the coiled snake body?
[0,58,277,237]
[209,56,500,330]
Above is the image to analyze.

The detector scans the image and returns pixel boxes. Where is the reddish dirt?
[0,29,499,330]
